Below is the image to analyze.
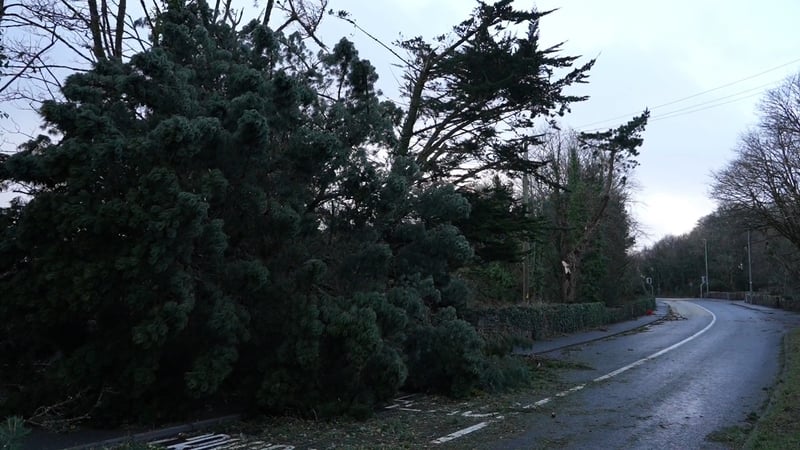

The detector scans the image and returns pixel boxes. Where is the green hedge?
[466,297,656,342]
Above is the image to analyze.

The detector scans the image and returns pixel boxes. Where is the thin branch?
[0,38,58,95]
[58,0,92,29]
[3,12,94,63]
[335,14,410,67]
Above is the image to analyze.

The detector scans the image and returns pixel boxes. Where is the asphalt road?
[483,299,800,450]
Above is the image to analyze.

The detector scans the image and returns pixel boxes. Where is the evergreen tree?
[0,0,502,422]
[457,177,542,264]
[394,0,594,185]
[535,121,646,304]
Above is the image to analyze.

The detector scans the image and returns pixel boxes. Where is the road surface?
[480,299,800,449]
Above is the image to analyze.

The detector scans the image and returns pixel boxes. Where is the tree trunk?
[87,0,106,60]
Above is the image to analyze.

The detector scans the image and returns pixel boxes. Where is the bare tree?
[532,114,648,303]
[0,0,327,107]
[0,0,144,103]
[712,73,800,250]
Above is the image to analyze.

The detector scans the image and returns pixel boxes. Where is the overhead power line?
[576,56,800,131]
[579,79,782,131]
[648,90,766,123]
[651,79,778,117]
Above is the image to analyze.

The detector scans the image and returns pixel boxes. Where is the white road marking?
[432,302,718,444]
[154,433,297,450]
[593,303,716,383]
[430,422,490,444]
[461,410,497,418]
[556,384,586,397]
[523,397,552,409]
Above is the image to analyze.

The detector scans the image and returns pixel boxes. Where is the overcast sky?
[3,0,799,248]
[315,0,800,247]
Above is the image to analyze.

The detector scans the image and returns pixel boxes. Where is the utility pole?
[521,142,532,303]
[703,238,709,298]
[522,171,529,303]
[747,230,753,298]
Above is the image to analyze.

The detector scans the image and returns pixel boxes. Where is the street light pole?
[703,238,709,298]
[747,230,753,297]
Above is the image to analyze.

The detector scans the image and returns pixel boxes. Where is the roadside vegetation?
[744,328,800,449]
[0,0,651,432]
[706,328,800,449]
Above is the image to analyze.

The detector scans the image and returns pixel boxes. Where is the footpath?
[729,299,784,314]
[25,299,672,449]
[517,299,670,355]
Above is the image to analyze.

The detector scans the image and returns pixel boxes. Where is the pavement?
[516,299,671,355]
[730,298,784,313]
[19,298,740,449]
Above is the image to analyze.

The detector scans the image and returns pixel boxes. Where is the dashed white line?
[431,302,718,445]
[430,422,490,444]
[461,411,496,418]
[532,398,551,407]
[593,303,716,383]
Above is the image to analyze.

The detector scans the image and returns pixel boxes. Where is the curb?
[728,301,778,314]
[63,414,241,450]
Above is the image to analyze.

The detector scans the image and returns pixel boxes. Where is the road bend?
[484,299,800,450]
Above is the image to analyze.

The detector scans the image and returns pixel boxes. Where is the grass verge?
[106,356,583,449]
[215,357,581,449]
[743,328,800,449]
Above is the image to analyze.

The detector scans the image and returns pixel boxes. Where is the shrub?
[405,308,484,398]
[468,297,657,343]
[478,355,535,393]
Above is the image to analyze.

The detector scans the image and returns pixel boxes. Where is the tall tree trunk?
[87,0,106,60]
[396,53,434,157]
[114,0,127,59]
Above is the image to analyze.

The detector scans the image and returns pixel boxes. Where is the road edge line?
[593,302,717,383]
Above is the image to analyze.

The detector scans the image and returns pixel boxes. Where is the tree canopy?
[712,73,800,251]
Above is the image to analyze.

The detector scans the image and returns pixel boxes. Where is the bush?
[468,297,656,342]
[405,308,484,398]
[478,355,536,393]
[255,292,408,419]
[608,297,656,322]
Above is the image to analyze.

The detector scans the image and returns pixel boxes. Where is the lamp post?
[747,230,753,301]
[700,276,706,298]
[703,238,709,298]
